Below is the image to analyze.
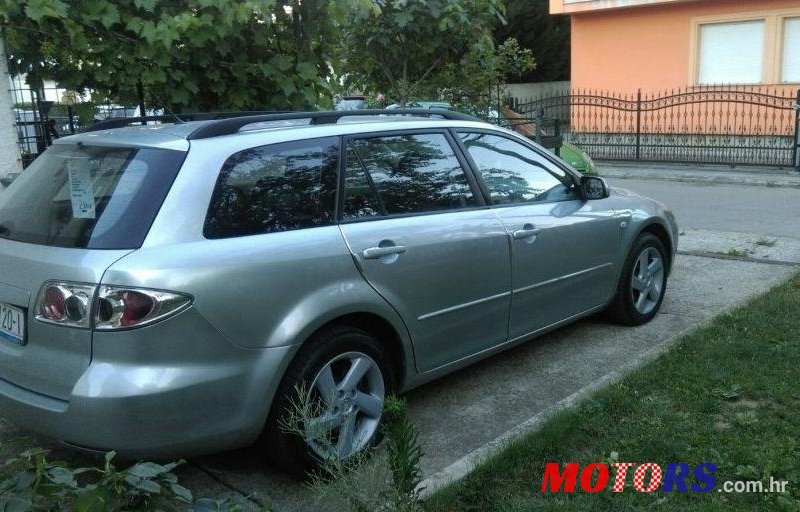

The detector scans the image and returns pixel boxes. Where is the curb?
[676,249,800,267]
[598,170,800,189]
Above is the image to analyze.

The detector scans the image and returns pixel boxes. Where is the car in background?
[334,95,368,111]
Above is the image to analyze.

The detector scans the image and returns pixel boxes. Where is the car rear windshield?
[0,144,185,249]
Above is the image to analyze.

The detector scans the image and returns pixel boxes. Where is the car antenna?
[149,92,185,124]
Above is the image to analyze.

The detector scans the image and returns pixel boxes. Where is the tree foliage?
[0,0,545,112]
[340,0,533,107]
[0,0,359,111]
[495,0,570,83]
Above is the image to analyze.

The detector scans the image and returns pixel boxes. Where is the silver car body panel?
[0,239,131,400]
[0,116,678,456]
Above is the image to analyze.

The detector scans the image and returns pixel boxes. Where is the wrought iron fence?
[511,85,800,168]
[9,75,147,168]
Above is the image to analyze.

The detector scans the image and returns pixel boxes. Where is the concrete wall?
[501,81,571,101]
[0,34,22,182]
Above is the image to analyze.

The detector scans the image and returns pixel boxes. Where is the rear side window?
[0,144,185,249]
[343,132,476,219]
[204,137,338,239]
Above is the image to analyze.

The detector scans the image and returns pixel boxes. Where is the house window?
[698,20,765,85]
[783,18,800,83]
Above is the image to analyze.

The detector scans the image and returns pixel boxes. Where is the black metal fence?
[511,85,800,168]
[10,78,800,170]
[9,76,147,168]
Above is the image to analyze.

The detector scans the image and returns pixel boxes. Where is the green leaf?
[75,488,109,512]
[128,462,168,479]
[23,0,69,21]
[193,498,223,512]
[133,478,161,494]
[133,0,157,10]
[296,62,317,81]
[98,3,119,29]
[0,497,33,512]
[47,466,77,487]
[170,483,193,503]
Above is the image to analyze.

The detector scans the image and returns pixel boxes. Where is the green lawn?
[427,274,800,512]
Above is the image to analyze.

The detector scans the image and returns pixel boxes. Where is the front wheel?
[608,233,668,326]
[262,326,392,478]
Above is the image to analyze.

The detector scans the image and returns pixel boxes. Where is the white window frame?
[690,8,800,86]
[696,19,766,85]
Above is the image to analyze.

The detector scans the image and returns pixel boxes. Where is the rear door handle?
[363,244,407,259]
[512,224,542,240]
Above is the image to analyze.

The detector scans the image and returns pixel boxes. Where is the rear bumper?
[0,309,298,458]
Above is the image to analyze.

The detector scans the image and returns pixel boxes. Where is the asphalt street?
[606,177,800,238]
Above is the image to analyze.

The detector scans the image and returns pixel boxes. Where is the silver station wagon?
[0,110,677,476]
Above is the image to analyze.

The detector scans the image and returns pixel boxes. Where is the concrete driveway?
[1,166,798,511]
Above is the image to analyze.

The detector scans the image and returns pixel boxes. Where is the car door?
[457,130,620,341]
[338,130,511,372]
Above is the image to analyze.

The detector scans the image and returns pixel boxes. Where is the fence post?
[67,105,75,134]
[794,88,800,172]
[635,89,642,160]
[137,80,146,126]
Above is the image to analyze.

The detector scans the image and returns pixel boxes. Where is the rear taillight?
[35,282,191,330]
[35,282,95,328]
[94,286,191,330]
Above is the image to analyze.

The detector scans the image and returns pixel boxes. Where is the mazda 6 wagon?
[0,109,677,476]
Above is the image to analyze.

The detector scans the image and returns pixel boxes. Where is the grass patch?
[426,274,800,511]
[726,247,752,258]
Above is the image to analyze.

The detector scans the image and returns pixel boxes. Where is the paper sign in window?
[66,159,96,219]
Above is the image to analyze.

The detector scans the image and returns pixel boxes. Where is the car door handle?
[512,226,542,240]
[363,244,407,259]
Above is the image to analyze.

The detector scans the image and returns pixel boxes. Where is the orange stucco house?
[550,0,800,93]
[536,0,799,168]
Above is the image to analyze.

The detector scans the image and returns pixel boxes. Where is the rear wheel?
[262,326,392,478]
[608,233,668,326]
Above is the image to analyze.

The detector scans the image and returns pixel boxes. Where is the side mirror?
[580,176,609,200]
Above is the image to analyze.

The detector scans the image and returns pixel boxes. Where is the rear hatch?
[0,142,185,400]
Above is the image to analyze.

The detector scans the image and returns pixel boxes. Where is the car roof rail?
[82,111,292,133]
[184,109,482,140]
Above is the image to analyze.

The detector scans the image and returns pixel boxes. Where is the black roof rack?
[185,109,481,140]
[81,108,482,140]
[82,111,291,133]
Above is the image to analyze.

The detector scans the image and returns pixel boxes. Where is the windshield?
[0,144,185,249]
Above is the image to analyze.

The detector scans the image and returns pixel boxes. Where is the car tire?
[261,325,393,479]
[608,233,668,326]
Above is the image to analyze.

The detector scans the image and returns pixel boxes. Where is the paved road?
[607,178,800,238]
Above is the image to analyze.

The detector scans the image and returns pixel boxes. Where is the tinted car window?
[344,133,476,217]
[204,138,338,238]
[0,144,185,249]
[460,132,575,205]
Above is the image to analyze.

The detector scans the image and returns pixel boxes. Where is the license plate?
[0,302,25,345]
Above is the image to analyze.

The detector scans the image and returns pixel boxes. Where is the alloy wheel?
[305,351,385,460]
[630,246,665,315]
